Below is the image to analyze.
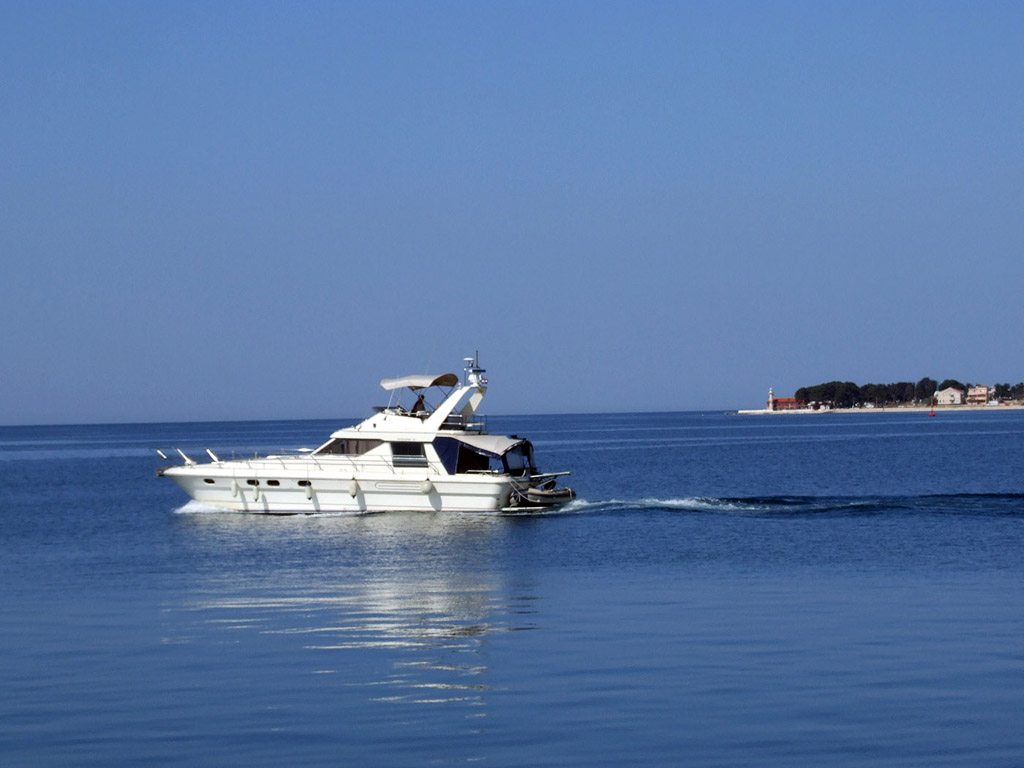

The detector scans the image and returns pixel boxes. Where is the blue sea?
[2,411,1023,767]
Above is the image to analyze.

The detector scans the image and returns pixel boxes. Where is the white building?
[935,387,964,406]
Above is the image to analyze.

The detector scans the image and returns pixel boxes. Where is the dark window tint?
[392,442,428,467]
[314,438,384,456]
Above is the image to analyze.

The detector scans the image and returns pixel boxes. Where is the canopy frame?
[379,373,459,391]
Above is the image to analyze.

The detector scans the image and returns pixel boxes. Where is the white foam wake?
[174,499,235,515]
[552,497,768,515]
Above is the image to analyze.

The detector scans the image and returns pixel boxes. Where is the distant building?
[967,385,989,405]
[767,388,805,411]
[935,387,964,406]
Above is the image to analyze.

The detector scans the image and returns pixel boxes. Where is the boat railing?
[440,414,487,432]
[154,446,315,462]
[155,447,452,477]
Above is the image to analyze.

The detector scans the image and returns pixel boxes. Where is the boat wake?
[560,493,1024,518]
[175,500,234,515]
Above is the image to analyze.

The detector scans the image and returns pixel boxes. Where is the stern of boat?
[507,474,576,510]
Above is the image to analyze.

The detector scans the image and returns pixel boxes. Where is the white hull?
[163,462,511,514]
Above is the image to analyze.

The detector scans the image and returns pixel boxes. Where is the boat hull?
[161,464,513,513]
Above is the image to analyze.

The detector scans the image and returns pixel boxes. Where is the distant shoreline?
[736,403,1024,415]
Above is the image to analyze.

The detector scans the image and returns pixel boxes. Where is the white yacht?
[158,355,575,514]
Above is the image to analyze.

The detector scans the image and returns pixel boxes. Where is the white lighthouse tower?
[767,387,775,411]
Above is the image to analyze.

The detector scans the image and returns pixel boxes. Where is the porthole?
[246,479,259,486]
[203,478,215,484]
[267,480,280,487]
[298,480,311,487]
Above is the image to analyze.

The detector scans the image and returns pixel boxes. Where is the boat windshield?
[502,443,537,477]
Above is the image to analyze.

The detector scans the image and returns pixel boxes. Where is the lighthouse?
[767,387,775,411]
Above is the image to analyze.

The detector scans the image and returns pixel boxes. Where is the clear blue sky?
[2,0,1022,424]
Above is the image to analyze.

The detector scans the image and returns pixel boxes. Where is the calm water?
[2,411,1023,766]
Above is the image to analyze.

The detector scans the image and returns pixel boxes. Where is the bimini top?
[448,433,525,457]
[379,373,460,391]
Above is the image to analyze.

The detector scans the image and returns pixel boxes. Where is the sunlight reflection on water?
[169,510,540,713]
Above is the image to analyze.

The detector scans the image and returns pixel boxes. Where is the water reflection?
[170,509,539,710]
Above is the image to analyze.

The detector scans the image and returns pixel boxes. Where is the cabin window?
[314,438,383,456]
[267,480,280,487]
[391,441,428,467]
[246,479,259,486]
[298,480,311,487]
[458,448,490,474]
[203,478,215,484]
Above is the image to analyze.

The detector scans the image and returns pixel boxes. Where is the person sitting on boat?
[411,394,426,414]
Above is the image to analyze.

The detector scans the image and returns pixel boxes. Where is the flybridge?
[379,352,484,393]
[372,355,489,433]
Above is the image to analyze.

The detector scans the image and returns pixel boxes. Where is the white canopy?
[450,433,525,457]
[379,373,459,391]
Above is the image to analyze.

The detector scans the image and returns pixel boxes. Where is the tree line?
[793,379,1024,409]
